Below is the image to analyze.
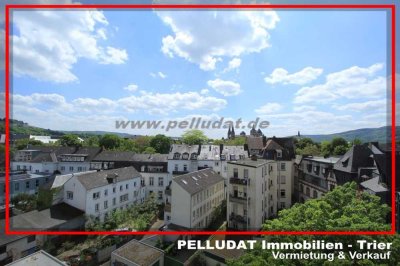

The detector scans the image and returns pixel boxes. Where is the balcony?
[229,194,249,204]
[229,177,250,186]
[229,213,250,224]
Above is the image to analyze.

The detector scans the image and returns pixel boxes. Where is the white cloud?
[12,10,128,83]
[293,105,316,112]
[150,72,167,79]
[332,99,387,112]
[264,67,323,85]
[223,58,242,73]
[123,84,139,92]
[294,63,385,104]
[159,10,279,70]
[200,89,209,95]
[255,103,283,115]
[207,79,242,96]
[118,91,227,115]
[72,98,118,113]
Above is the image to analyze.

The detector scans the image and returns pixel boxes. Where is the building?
[111,239,164,266]
[245,136,265,156]
[29,136,60,144]
[167,169,224,230]
[5,250,67,266]
[297,156,340,202]
[227,157,289,230]
[167,144,247,179]
[0,171,53,205]
[91,151,170,204]
[333,145,378,186]
[11,147,102,175]
[63,167,144,221]
[0,203,83,264]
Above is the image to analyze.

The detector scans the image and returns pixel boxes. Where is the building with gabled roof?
[111,239,164,266]
[168,169,224,229]
[63,167,145,221]
[5,250,67,266]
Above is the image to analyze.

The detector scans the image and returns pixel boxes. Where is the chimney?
[251,154,258,161]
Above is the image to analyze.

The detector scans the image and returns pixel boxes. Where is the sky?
[3,8,392,138]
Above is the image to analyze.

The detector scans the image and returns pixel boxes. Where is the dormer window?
[182,153,189,160]
[190,153,197,160]
[277,150,282,158]
[220,154,226,160]
[173,152,181,160]
[230,155,236,161]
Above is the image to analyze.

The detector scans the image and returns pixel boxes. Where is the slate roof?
[72,147,102,162]
[246,136,264,151]
[173,168,224,195]
[168,144,200,160]
[92,151,136,161]
[132,154,168,162]
[29,152,58,163]
[334,145,375,173]
[263,139,283,151]
[228,158,268,168]
[26,146,77,156]
[197,145,220,160]
[76,166,140,190]
[6,250,67,265]
[360,176,388,193]
[220,145,247,159]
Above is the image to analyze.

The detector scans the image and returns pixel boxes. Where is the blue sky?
[7,9,389,138]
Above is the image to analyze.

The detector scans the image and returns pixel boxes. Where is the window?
[277,150,282,158]
[141,178,145,186]
[230,155,236,161]
[14,183,19,191]
[93,192,100,200]
[67,191,74,200]
[26,181,30,189]
[158,177,164,187]
[78,166,83,171]
[104,201,108,209]
[95,203,99,212]
[60,166,65,171]
[233,168,238,178]
[280,202,286,209]
[35,170,39,173]
[313,190,318,199]
[244,169,249,179]
[330,184,335,191]
[0,245,6,254]
[35,180,39,187]
[113,187,116,193]
[215,162,219,166]
[182,153,189,160]
[279,175,286,184]
[280,189,286,198]
[280,163,286,171]
[17,165,20,170]
[158,191,163,200]
[126,184,129,189]
[104,189,108,196]
[174,164,178,171]
[112,198,116,206]
[149,177,154,186]
[183,165,187,171]
[120,194,129,202]
[173,152,181,159]
[69,166,74,171]
[306,187,310,196]
[27,235,36,243]
[120,185,123,191]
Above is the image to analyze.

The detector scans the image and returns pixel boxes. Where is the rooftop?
[173,168,224,195]
[6,250,67,266]
[112,240,164,266]
[9,203,84,231]
[227,158,269,168]
[303,156,340,164]
[360,176,388,193]
[76,166,140,190]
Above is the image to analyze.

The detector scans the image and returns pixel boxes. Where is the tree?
[60,134,82,147]
[296,144,320,156]
[119,139,139,152]
[333,145,348,155]
[320,140,332,157]
[134,136,153,153]
[150,134,171,154]
[143,147,156,154]
[296,138,315,150]
[227,183,400,266]
[331,137,348,150]
[83,136,100,147]
[15,138,44,150]
[99,134,122,149]
[352,138,362,145]
[182,129,208,145]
